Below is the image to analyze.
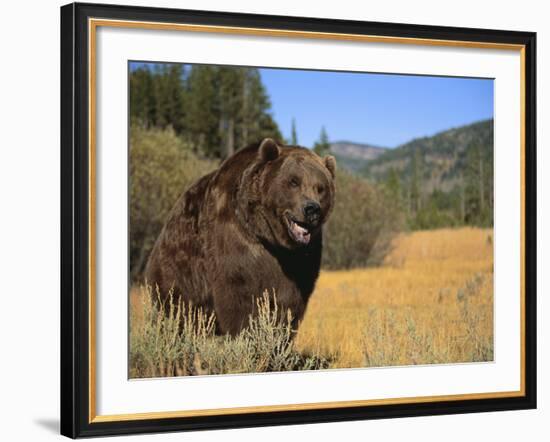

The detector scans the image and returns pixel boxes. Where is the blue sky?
[259,68,493,148]
[130,62,493,149]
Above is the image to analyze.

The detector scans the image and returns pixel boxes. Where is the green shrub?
[322,170,404,269]
[129,125,217,280]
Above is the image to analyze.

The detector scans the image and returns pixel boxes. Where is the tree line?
[130,63,283,158]
[383,141,494,229]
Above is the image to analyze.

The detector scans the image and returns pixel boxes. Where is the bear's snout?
[303,201,321,225]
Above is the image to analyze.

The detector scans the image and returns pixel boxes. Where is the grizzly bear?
[144,138,336,335]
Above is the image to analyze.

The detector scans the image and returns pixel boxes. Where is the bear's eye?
[317,185,325,194]
[289,178,300,188]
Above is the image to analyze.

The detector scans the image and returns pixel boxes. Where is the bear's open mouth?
[285,213,312,245]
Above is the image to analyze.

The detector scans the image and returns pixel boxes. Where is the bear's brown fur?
[144,138,336,335]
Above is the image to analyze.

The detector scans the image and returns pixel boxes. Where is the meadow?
[295,227,494,368]
[129,227,493,378]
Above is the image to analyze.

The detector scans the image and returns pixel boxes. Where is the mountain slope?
[329,141,388,172]
[361,119,494,193]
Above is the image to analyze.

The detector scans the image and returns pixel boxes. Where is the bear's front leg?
[211,279,257,336]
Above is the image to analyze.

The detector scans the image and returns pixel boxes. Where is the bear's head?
[238,138,336,249]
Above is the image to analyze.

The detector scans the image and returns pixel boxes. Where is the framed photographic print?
[60,2,537,438]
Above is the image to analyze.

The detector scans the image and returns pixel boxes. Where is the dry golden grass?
[130,227,493,375]
[295,227,494,368]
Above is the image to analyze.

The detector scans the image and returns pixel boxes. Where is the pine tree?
[291,118,298,145]
[164,64,186,134]
[464,141,493,225]
[129,67,155,128]
[131,64,283,158]
[186,65,220,156]
[313,126,330,156]
[235,68,282,149]
[410,147,423,213]
[384,168,402,206]
[152,64,170,128]
[239,68,252,146]
[218,67,242,157]
[459,171,466,224]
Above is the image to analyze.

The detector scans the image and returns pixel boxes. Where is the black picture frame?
[60,2,537,438]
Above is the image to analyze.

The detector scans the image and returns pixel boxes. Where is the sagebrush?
[129,286,330,378]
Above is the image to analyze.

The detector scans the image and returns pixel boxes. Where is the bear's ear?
[258,138,280,162]
[324,155,337,178]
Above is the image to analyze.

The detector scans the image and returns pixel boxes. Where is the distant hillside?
[330,119,494,229]
[329,141,388,173]
[361,119,494,194]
